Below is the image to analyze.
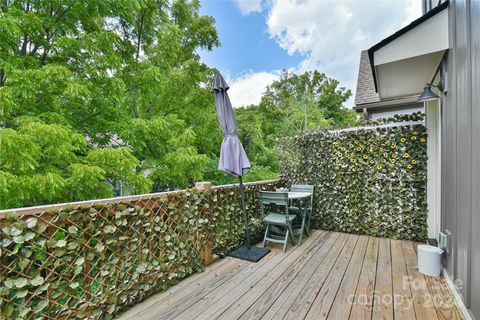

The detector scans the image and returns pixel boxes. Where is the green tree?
[261,70,356,129]
[234,70,356,180]
[0,116,152,208]
[0,0,219,208]
[0,1,358,207]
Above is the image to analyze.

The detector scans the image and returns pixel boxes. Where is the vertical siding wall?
[470,0,480,317]
[442,0,480,318]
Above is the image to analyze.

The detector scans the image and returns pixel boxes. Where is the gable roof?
[355,1,449,110]
[367,1,449,92]
[354,50,380,107]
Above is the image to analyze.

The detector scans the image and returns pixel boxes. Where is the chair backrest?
[259,191,289,217]
[290,184,314,193]
[259,191,289,206]
[291,184,314,207]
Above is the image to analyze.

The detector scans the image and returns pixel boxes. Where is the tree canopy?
[234,70,356,182]
[0,0,220,208]
[0,1,356,209]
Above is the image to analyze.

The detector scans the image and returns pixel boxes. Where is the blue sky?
[199,0,422,108]
[199,1,302,77]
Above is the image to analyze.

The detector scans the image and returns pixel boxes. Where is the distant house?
[85,134,136,197]
[354,50,424,119]
[354,3,449,120]
[354,1,479,318]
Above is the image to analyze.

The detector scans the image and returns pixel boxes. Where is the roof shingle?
[354,50,380,106]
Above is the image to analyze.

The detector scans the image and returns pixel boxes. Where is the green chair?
[260,191,296,252]
[289,184,314,244]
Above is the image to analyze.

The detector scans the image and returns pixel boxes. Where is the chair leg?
[263,224,270,247]
[287,224,295,246]
[298,218,306,246]
[298,234,302,246]
[306,209,312,235]
[283,228,289,252]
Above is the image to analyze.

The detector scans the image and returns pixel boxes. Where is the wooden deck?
[118,230,464,320]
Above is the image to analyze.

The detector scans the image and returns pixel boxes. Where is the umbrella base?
[227,246,271,263]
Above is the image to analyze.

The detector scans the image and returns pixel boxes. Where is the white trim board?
[442,268,475,320]
[426,100,442,239]
[374,9,448,65]
[328,120,424,134]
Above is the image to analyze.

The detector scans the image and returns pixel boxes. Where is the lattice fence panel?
[0,179,282,319]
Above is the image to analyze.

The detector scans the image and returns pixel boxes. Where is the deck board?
[194,230,325,320]
[349,236,379,320]
[273,232,348,320]
[259,232,340,320]
[413,242,464,320]
[372,237,394,320]
[391,240,416,320]
[218,231,333,320]
[326,235,368,320]
[403,241,439,320]
[117,231,464,320]
[170,242,289,319]
[119,258,246,320]
[304,234,359,320]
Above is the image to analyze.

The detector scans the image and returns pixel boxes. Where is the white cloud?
[233,0,422,107]
[234,0,263,15]
[267,0,422,106]
[227,71,280,107]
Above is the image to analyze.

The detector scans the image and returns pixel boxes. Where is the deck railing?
[0,179,282,319]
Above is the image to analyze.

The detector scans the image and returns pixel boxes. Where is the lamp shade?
[417,84,439,102]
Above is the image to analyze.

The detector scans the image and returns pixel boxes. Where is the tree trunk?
[39,49,49,67]
[131,9,146,117]
[20,35,28,55]
[136,10,146,61]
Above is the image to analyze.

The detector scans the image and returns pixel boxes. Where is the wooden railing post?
[195,182,215,266]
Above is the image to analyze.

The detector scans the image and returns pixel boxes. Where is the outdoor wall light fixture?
[417,81,444,102]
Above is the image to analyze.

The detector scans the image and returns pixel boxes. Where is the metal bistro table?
[288,191,313,245]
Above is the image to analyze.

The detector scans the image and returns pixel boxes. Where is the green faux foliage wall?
[279,113,428,241]
[0,179,281,320]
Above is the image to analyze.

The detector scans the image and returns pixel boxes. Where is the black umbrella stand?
[226,176,270,263]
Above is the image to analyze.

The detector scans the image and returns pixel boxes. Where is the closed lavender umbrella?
[211,73,270,262]
[211,73,251,176]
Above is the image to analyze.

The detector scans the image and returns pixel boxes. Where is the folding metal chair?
[260,191,296,252]
[288,184,314,244]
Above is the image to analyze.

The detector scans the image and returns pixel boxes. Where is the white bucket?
[417,244,443,277]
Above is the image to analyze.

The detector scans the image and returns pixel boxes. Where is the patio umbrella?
[211,73,270,262]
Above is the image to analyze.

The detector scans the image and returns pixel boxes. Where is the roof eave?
[353,96,421,112]
[367,1,449,92]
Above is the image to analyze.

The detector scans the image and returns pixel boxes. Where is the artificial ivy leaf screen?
[0,179,281,319]
[278,112,428,241]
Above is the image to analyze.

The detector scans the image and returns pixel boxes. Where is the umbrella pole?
[226,175,269,262]
[239,175,251,250]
